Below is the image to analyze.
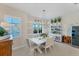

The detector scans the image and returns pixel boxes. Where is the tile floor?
[12,42,79,56]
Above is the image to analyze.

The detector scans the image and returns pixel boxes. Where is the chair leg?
[34,50,36,56]
[30,49,35,56]
[44,47,52,54]
[49,47,52,52]
[37,48,42,54]
[45,48,47,54]
[30,50,34,56]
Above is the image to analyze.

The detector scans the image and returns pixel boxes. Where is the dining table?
[28,37,47,53]
[29,37,47,46]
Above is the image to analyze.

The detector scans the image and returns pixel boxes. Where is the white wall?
[0,4,31,50]
[62,11,79,36]
[1,4,79,50]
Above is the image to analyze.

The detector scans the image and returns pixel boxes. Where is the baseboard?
[12,44,26,50]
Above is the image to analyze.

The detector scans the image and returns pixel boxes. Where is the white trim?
[12,44,26,50]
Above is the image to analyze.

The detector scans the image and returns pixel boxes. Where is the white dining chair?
[41,37,54,53]
[26,39,42,55]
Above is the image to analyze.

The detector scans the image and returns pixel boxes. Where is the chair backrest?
[45,37,54,46]
[26,39,30,48]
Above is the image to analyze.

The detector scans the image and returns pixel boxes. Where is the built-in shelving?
[50,19,62,42]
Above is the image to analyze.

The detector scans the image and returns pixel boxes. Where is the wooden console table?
[62,35,71,44]
[0,39,13,56]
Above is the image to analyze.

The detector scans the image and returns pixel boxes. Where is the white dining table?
[29,37,47,46]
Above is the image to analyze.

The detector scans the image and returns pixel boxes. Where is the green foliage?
[51,16,61,23]
[57,17,61,22]
[40,33,48,38]
[54,18,57,23]
[51,19,54,24]
[0,27,8,36]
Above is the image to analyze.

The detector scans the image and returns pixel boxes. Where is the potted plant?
[54,18,57,23]
[40,33,48,38]
[0,26,9,40]
[57,17,61,25]
[53,18,57,25]
[58,17,61,22]
[51,19,54,24]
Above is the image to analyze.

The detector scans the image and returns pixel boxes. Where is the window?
[5,16,21,39]
[33,22,42,34]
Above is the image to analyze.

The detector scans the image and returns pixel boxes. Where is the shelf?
[50,22,62,42]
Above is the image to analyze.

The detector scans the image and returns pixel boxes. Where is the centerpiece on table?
[40,33,48,39]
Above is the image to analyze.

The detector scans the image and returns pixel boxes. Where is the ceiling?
[4,3,79,19]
